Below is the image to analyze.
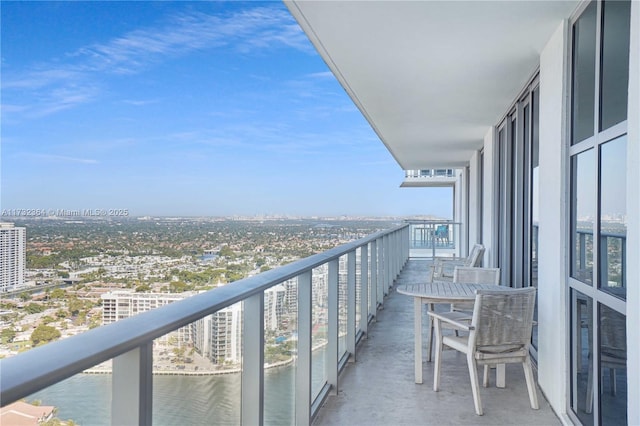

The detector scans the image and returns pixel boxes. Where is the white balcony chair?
[429,244,485,282]
[429,287,539,416]
[450,266,501,315]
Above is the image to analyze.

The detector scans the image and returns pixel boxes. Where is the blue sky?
[1,1,452,218]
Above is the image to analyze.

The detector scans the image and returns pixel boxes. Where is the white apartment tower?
[0,223,26,292]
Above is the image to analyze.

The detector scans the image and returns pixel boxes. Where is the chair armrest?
[428,311,474,331]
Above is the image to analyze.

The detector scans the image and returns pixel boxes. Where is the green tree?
[19,292,32,302]
[135,284,151,292]
[219,246,235,258]
[169,281,189,293]
[24,303,45,314]
[49,288,66,299]
[31,324,61,345]
[1,328,16,343]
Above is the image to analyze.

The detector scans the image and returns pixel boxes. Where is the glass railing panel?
[264,280,297,425]
[27,374,112,425]
[338,255,348,359]
[355,248,362,336]
[311,265,328,400]
[152,304,242,425]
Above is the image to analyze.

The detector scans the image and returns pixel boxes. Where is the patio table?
[397,281,512,385]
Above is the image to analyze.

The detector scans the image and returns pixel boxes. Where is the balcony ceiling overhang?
[286,0,579,169]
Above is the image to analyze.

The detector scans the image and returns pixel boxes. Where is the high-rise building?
[0,223,26,293]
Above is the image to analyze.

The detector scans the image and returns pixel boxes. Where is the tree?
[50,288,66,300]
[19,292,32,302]
[219,246,235,258]
[31,324,61,345]
[1,328,16,343]
[24,303,45,314]
[135,284,151,293]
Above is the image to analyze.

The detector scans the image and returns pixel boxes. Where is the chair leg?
[433,318,442,391]
[467,353,483,415]
[522,357,539,410]
[427,303,435,362]
[483,365,490,388]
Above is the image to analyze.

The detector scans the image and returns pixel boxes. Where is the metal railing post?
[370,240,378,317]
[377,237,384,305]
[327,259,339,395]
[360,244,369,335]
[111,343,153,426]
[295,271,312,425]
[347,251,356,361]
[242,294,264,426]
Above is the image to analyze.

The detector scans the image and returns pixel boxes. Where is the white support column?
[242,293,264,426]
[327,259,339,395]
[370,240,378,317]
[112,343,153,426]
[295,271,312,425]
[360,244,369,336]
[346,250,356,361]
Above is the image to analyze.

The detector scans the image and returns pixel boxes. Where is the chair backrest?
[469,288,536,353]
[453,267,500,285]
[465,244,485,267]
[435,225,448,237]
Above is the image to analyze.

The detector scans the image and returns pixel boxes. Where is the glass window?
[571,149,595,284]
[599,136,627,299]
[599,305,627,424]
[571,290,593,425]
[572,1,597,144]
[531,87,539,350]
[600,0,631,131]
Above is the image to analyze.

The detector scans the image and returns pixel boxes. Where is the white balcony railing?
[0,224,409,425]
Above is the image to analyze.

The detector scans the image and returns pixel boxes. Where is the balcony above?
[401,169,458,188]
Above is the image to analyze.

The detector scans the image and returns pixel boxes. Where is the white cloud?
[2,5,310,119]
[17,153,99,164]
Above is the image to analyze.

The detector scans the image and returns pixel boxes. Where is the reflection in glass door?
[568,1,630,424]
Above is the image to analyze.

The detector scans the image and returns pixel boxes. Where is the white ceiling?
[286,1,579,169]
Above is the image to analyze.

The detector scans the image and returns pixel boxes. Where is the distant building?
[264,284,286,331]
[0,400,55,425]
[193,303,242,365]
[101,291,195,343]
[0,222,26,292]
[101,290,244,364]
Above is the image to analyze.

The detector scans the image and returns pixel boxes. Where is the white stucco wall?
[537,20,569,417]
[625,2,639,424]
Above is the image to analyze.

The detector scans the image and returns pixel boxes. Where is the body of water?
[30,348,327,425]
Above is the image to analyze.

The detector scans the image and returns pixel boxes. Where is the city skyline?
[1,1,453,218]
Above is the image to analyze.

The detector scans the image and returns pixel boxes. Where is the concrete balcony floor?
[314,259,561,426]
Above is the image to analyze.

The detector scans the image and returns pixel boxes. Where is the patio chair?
[429,244,485,282]
[434,224,450,245]
[450,267,501,314]
[429,287,539,416]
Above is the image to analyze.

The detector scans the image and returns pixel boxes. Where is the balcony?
[401,169,459,188]
[0,224,560,425]
[313,259,559,425]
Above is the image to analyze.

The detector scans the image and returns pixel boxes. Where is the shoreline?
[83,355,295,376]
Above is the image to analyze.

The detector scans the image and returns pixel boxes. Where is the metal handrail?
[0,224,408,409]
